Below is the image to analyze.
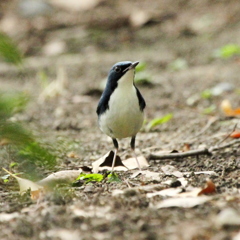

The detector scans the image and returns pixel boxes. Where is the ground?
[0,0,240,239]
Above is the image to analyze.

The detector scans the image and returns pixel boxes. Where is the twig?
[210,139,240,151]
[215,123,238,146]
[124,179,132,188]
[148,139,240,161]
[148,148,211,160]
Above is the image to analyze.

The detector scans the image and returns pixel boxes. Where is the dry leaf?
[220,99,240,116]
[182,143,191,152]
[155,196,211,208]
[130,170,161,181]
[122,155,149,170]
[37,169,83,188]
[92,151,127,173]
[230,130,240,138]
[67,152,79,158]
[198,178,216,195]
[2,168,43,196]
[161,165,183,178]
[92,151,149,173]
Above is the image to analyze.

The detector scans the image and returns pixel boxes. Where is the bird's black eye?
[114,66,121,73]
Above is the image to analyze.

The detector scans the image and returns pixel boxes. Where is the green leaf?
[214,44,240,59]
[135,62,146,72]
[76,173,104,183]
[0,32,23,65]
[201,89,213,99]
[9,162,18,168]
[146,113,173,131]
[107,172,121,182]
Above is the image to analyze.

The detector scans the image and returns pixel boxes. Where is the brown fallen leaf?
[182,143,191,152]
[198,178,216,195]
[220,99,240,116]
[230,130,240,138]
[67,152,79,158]
[92,151,127,173]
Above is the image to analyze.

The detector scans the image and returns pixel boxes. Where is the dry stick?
[215,123,238,146]
[148,139,240,161]
[209,138,240,151]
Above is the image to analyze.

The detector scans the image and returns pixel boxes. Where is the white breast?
[99,70,144,139]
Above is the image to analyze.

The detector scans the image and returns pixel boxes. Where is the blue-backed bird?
[97,61,146,172]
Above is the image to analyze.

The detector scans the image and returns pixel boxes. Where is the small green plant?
[201,89,213,99]
[146,113,173,131]
[107,172,121,182]
[0,32,23,65]
[214,44,240,59]
[76,173,104,183]
[0,92,57,177]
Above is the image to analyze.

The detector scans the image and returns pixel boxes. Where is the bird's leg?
[111,138,119,173]
[130,136,142,171]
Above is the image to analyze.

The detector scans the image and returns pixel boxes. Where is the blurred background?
[0,0,240,176]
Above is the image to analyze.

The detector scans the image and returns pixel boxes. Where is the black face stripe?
[96,61,145,116]
[134,85,146,111]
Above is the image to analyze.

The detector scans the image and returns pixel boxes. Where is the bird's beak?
[124,61,139,72]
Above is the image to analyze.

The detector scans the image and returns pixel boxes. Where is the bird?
[97,61,146,172]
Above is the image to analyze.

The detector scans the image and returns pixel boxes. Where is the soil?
[0,0,240,239]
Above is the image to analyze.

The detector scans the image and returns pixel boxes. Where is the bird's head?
[107,61,139,84]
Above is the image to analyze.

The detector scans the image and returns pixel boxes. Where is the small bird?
[97,61,146,172]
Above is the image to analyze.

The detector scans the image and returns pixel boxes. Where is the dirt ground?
[0,0,240,239]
